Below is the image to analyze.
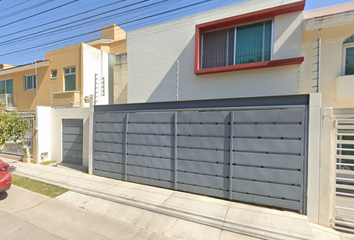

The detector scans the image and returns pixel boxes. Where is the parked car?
[0,160,11,192]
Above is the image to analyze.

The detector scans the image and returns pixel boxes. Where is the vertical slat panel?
[124,113,129,181]
[174,112,178,190]
[229,111,234,200]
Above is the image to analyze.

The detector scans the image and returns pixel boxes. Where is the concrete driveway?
[0,186,174,240]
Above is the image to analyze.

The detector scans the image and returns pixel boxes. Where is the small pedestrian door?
[62,119,83,165]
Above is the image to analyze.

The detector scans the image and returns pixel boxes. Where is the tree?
[0,102,31,146]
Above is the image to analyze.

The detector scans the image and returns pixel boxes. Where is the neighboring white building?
[127,0,305,103]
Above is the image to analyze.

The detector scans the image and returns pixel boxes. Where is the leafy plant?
[0,102,31,146]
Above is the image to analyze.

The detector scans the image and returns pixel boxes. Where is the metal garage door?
[335,119,354,233]
[93,96,308,213]
[62,119,83,165]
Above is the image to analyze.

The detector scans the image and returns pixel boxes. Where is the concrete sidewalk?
[3,157,353,240]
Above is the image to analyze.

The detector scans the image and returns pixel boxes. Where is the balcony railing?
[0,94,16,110]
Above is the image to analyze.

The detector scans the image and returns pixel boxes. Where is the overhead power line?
[0,0,81,28]
[0,0,162,46]
[0,0,224,59]
[0,0,31,14]
[0,0,127,39]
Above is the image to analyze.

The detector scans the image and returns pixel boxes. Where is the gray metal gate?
[335,119,354,233]
[62,119,83,165]
[93,97,308,213]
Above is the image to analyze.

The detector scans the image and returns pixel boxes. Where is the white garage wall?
[50,107,91,167]
[83,44,109,107]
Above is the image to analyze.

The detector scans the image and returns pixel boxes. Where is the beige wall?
[110,39,127,53]
[0,67,49,110]
[301,23,354,108]
[46,43,83,107]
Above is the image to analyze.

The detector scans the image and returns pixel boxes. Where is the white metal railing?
[335,119,354,232]
[0,93,16,108]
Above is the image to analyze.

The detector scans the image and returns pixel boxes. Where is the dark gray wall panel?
[127,155,173,170]
[95,133,125,143]
[63,156,82,165]
[93,152,124,163]
[63,134,83,143]
[62,150,82,159]
[63,126,83,135]
[178,172,228,190]
[129,113,174,123]
[177,111,230,123]
[93,104,308,214]
[62,120,83,165]
[94,169,124,180]
[95,123,124,133]
[178,148,229,163]
[233,124,304,138]
[232,179,302,201]
[178,160,228,176]
[128,165,173,181]
[177,136,229,150]
[178,124,230,137]
[233,152,303,170]
[233,109,305,123]
[178,183,229,199]
[63,142,82,151]
[95,142,125,153]
[95,113,126,123]
[128,134,174,147]
[128,124,173,135]
[127,145,173,158]
[233,138,303,154]
[63,119,84,127]
[232,166,303,185]
[94,161,124,174]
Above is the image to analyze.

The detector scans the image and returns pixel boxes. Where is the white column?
[307,93,322,224]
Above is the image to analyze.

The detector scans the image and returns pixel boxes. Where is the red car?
[0,160,11,192]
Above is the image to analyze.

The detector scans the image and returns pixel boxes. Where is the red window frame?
[194,1,305,75]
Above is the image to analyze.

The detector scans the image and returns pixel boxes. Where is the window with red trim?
[194,1,306,75]
[202,20,272,69]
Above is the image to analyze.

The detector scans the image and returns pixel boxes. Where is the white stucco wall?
[83,44,109,107]
[301,22,354,108]
[127,0,304,103]
[50,107,91,167]
[36,106,52,163]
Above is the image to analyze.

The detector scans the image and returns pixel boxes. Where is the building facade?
[0,24,127,111]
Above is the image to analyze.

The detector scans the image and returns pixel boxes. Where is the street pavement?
[1,157,354,240]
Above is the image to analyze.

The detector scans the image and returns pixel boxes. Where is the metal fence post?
[124,113,129,181]
[229,111,234,200]
[174,112,178,190]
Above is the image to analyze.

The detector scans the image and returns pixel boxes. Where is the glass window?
[5,79,13,94]
[202,20,272,69]
[345,47,354,75]
[51,70,57,79]
[344,35,354,75]
[24,75,37,90]
[64,67,76,91]
[0,79,13,95]
[0,81,5,94]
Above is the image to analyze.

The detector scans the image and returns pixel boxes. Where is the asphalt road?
[0,186,173,240]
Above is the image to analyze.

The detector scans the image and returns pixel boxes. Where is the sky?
[0,0,353,66]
